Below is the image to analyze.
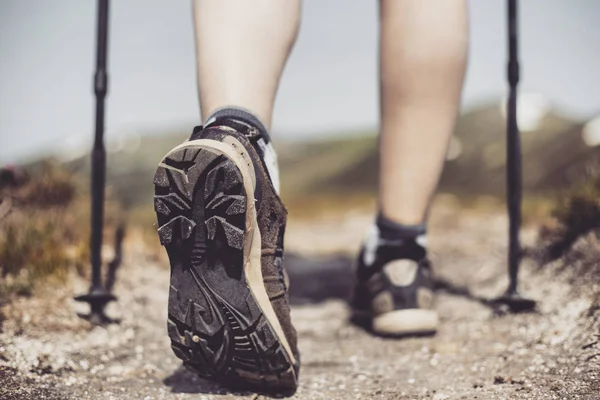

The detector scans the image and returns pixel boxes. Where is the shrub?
[0,161,88,299]
[538,170,600,261]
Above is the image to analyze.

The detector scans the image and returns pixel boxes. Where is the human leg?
[353,0,468,336]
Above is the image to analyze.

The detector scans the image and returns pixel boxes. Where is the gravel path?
[1,201,599,399]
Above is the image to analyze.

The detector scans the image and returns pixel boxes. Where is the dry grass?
[537,169,600,262]
[0,161,90,303]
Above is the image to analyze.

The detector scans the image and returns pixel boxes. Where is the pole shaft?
[506,0,521,293]
[90,0,109,289]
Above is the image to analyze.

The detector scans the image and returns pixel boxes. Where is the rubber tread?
[154,146,296,394]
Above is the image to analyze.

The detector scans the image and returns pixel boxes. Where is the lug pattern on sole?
[154,146,296,393]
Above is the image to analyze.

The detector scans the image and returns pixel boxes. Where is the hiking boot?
[351,218,438,336]
[153,108,299,394]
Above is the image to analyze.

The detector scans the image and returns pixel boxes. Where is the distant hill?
[45,101,599,209]
[280,103,599,198]
[440,102,584,196]
[65,132,189,209]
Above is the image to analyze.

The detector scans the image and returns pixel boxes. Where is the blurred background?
[2,0,600,160]
[1,0,600,305]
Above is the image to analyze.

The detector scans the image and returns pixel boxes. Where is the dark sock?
[376,213,426,241]
[205,107,271,141]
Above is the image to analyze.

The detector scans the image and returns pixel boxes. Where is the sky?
[1,0,600,163]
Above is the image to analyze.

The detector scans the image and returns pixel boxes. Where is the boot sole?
[153,138,297,393]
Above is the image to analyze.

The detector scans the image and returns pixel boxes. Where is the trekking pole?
[74,0,117,324]
[493,0,536,312]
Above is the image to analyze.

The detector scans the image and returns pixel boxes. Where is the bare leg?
[193,0,301,129]
[379,0,468,224]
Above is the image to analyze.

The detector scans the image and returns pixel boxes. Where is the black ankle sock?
[205,107,270,140]
[376,213,426,241]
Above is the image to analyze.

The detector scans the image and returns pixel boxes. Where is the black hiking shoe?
[351,223,438,336]
[153,109,299,394]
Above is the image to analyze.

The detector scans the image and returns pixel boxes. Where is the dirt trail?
[1,201,599,399]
